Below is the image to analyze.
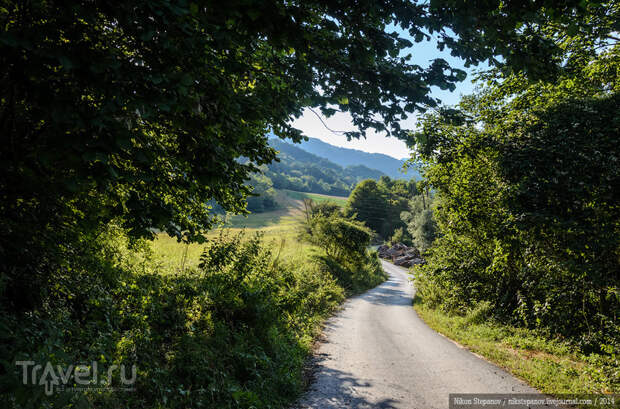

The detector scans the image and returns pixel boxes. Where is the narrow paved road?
[296,260,537,409]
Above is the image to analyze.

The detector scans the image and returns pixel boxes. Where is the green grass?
[150,235,207,272]
[282,189,348,206]
[205,189,348,231]
[223,190,305,229]
[150,190,347,279]
[150,189,316,272]
[413,299,619,398]
[151,227,314,273]
[222,208,300,229]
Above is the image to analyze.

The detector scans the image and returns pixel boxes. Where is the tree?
[346,177,417,240]
[411,40,620,350]
[2,0,615,312]
[389,227,407,246]
[378,177,411,238]
[401,194,437,252]
[345,180,389,237]
[245,173,278,213]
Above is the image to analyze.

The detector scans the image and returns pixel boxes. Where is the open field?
[151,224,313,272]
[222,190,306,229]
[150,190,348,272]
[217,189,347,229]
[281,189,348,206]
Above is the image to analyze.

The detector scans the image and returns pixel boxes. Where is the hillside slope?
[225,189,347,229]
[264,138,386,196]
[297,137,419,180]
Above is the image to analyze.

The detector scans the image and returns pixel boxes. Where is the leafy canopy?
[345,177,416,240]
[411,33,619,351]
[1,0,614,312]
[1,0,610,245]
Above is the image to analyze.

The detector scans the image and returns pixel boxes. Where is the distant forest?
[243,139,389,212]
[296,136,417,180]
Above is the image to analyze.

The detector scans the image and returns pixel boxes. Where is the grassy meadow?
[151,189,348,272]
[281,189,348,206]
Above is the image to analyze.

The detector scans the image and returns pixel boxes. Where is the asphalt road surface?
[295,260,538,409]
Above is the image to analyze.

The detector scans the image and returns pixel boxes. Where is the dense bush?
[1,226,351,408]
[413,54,620,356]
[307,201,342,218]
[313,252,387,297]
[303,211,387,294]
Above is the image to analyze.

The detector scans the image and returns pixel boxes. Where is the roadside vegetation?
[415,302,618,395]
[2,199,384,408]
[301,199,387,294]
[410,24,619,396]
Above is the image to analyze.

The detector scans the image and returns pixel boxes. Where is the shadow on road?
[295,354,400,409]
[358,279,412,307]
[294,264,414,408]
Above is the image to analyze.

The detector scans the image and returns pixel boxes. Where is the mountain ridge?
[293,136,418,180]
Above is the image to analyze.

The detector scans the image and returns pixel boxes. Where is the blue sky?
[291,26,488,159]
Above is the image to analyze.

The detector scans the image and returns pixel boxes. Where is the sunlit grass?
[282,189,348,206]
[150,189,322,272]
[150,234,206,272]
[413,299,618,398]
[151,227,314,273]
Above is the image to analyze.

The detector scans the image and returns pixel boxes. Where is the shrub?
[414,90,620,355]
[304,213,387,295]
[306,214,372,263]
[1,227,346,408]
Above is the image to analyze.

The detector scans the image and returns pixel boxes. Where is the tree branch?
[308,107,349,135]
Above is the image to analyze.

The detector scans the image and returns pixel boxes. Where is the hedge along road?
[295,260,538,409]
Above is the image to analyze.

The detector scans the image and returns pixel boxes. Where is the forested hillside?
[267,138,386,195]
[242,139,389,212]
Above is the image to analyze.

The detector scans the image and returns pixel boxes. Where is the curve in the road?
[295,260,538,409]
